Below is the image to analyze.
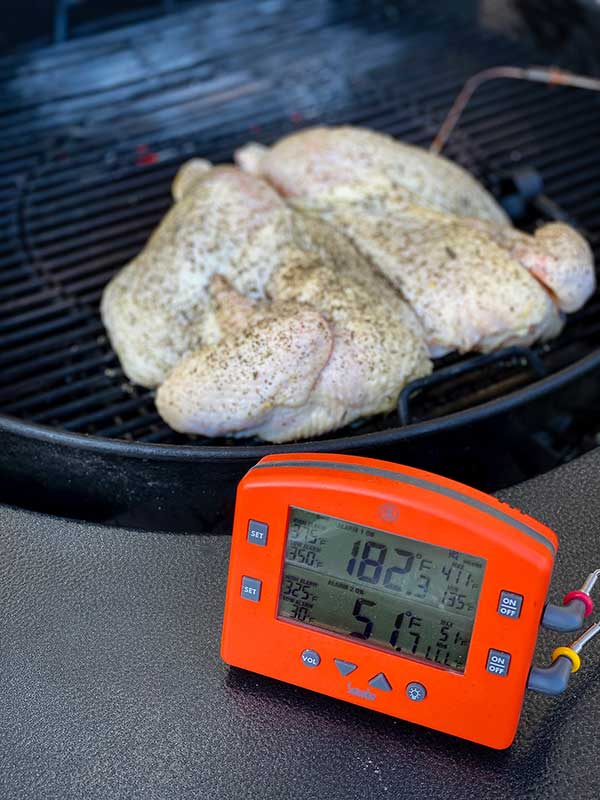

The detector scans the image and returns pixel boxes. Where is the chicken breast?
[104,161,431,441]
[471,219,595,314]
[235,125,510,224]
[237,125,594,353]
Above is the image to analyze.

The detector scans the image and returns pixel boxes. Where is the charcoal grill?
[2,0,600,531]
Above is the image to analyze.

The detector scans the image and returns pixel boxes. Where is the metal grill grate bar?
[31,386,136,424]
[60,392,156,431]
[2,372,114,415]
[0,347,115,398]
[0,321,105,368]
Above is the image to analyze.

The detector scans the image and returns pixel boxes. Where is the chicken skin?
[236,126,594,353]
[102,126,596,441]
[101,161,304,387]
[236,126,509,224]
[103,162,431,441]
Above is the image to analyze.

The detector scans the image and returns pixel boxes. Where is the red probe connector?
[563,590,594,618]
[542,569,599,633]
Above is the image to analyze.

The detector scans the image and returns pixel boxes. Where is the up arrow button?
[368,672,392,692]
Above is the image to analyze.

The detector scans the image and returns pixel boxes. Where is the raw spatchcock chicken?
[101,126,595,442]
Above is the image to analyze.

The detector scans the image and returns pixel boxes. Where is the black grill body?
[1,1,600,530]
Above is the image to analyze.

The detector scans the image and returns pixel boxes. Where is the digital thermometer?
[221,454,597,749]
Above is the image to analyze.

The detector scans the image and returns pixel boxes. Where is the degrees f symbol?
[378,502,399,523]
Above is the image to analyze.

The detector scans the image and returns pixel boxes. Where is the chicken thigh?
[103,161,431,441]
[236,126,595,353]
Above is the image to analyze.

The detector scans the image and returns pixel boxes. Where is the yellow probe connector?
[529,619,600,695]
[551,646,581,674]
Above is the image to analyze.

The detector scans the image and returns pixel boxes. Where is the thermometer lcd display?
[278,508,486,671]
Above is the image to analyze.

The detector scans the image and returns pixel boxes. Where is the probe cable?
[431,66,600,155]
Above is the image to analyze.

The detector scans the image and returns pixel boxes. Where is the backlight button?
[406,682,427,702]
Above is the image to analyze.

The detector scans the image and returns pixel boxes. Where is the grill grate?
[1,1,600,446]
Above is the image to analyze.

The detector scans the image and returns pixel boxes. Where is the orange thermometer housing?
[221,453,557,749]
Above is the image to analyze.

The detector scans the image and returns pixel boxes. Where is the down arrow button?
[334,659,357,677]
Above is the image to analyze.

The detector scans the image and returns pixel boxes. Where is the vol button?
[301,649,321,668]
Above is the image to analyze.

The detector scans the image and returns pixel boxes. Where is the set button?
[240,576,262,602]
[247,520,268,546]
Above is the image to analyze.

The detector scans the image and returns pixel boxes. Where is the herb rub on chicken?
[101,126,595,442]
[102,161,431,442]
[237,126,593,355]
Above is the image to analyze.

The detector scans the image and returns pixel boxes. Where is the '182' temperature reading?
[346,539,478,609]
[346,539,431,598]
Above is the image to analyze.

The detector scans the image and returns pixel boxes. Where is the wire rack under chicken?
[1,0,600,446]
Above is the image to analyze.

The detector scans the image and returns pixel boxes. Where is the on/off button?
[497,590,523,619]
[487,649,511,677]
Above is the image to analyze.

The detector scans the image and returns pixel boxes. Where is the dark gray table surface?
[1,452,599,800]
